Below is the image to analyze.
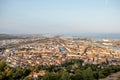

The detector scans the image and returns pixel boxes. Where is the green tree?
[82,67,94,80]
[42,70,70,80]
[98,71,105,78]
[23,76,33,80]
[58,70,70,80]
[0,60,6,71]
[71,69,83,80]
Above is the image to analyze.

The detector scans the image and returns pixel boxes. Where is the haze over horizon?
[0,0,120,34]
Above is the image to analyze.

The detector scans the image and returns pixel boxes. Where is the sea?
[62,33,120,50]
[63,33,120,40]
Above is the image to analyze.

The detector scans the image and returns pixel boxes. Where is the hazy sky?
[0,0,120,34]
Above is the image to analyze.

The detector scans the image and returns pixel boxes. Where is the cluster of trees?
[39,59,120,80]
[0,59,120,80]
[0,60,31,80]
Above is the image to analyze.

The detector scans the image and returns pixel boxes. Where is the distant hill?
[0,34,44,40]
[0,34,20,40]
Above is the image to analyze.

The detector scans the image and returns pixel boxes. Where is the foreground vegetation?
[0,59,120,80]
